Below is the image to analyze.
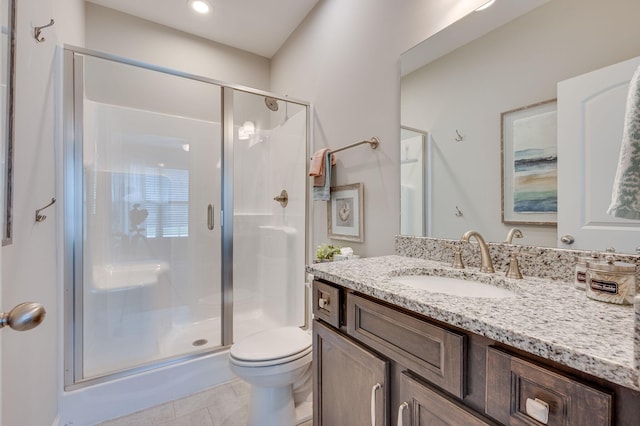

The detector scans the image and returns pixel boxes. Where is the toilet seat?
[230,326,311,367]
[230,346,311,368]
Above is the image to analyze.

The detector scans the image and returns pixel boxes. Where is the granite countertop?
[307,255,639,391]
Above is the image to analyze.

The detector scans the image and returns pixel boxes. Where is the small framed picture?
[327,183,364,242]
[501,99,558,225]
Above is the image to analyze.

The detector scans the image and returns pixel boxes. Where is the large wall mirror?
[1,0,14,245]
[400,0,640,253]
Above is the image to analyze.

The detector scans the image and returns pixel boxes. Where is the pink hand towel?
[310,149,336,187]
[309,149,330,177]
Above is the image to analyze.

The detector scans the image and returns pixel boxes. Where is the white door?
[0,250,3,425]
[2,0,60,423]
[557,55,640,253]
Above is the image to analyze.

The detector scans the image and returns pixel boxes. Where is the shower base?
[84,308,282,378]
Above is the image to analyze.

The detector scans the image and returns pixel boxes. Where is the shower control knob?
[273,190,288,208]
[0,302,46,331]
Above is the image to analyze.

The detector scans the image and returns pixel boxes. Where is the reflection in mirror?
[400,127,428,236]
[400,0,640,252]
[0,0,14,245]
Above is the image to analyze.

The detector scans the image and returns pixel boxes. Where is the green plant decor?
[316,244,341,261]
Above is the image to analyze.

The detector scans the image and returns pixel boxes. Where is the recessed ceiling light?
[188,0,212,15]
[475,0,496,12]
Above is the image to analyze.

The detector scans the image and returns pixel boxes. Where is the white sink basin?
[391,275,516,299]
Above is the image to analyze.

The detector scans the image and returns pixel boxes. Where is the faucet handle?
[444,242,465,269]
[505,251,535,279]
[452,247,465,269]
[505,253,523,279]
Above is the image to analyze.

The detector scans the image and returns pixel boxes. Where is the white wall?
[85,3,271,91]
[401,0,640,246]
[270,0,488,258]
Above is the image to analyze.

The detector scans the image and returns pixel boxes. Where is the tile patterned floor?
[98,379,313,426]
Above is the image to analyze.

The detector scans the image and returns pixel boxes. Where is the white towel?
[608,65,640,219]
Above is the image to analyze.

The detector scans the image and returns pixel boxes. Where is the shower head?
[265,97,279,111]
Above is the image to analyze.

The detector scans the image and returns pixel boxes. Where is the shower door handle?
[207,204,215,230]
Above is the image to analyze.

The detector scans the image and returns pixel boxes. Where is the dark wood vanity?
[312,279,640,426]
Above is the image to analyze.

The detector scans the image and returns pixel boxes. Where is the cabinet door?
[397,372,497,426]
[313,320,389,426]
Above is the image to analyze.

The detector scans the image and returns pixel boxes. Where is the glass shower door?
[76,54,223,379]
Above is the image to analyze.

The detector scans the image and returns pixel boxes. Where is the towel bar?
[330,137,380,154]
[310,137,380,159]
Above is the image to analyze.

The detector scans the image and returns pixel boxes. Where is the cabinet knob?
[318,297,330,309]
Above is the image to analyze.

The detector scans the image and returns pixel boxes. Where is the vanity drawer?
[486,347,612,425]
[312,280,342,328]
[346,293,465,398]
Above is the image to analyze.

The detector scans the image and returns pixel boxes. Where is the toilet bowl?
[229,326,312,426]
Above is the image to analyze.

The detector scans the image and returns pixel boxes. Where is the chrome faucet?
[460,230,495,273]
[504,228,523,244]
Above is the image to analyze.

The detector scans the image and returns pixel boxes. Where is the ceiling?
[86,0,320,58]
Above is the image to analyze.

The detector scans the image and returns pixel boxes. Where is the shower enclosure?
[62,47,309,390]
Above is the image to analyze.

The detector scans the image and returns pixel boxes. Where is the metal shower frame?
[61,45,312,390]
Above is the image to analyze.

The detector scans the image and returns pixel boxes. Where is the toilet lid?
[230,326,311,362]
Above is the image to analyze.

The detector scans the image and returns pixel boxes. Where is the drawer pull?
[371,382,381,426]
[525,398,549,424]
[397,402,408,426]
[318,296,330,309]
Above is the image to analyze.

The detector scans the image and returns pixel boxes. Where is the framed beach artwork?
[501,99,557,225]
[327,183,364,242]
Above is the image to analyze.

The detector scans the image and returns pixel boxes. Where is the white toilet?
[229,326,312,426]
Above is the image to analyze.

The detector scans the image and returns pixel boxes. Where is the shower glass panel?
[78,55,222,379]
[231,91,307,341]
